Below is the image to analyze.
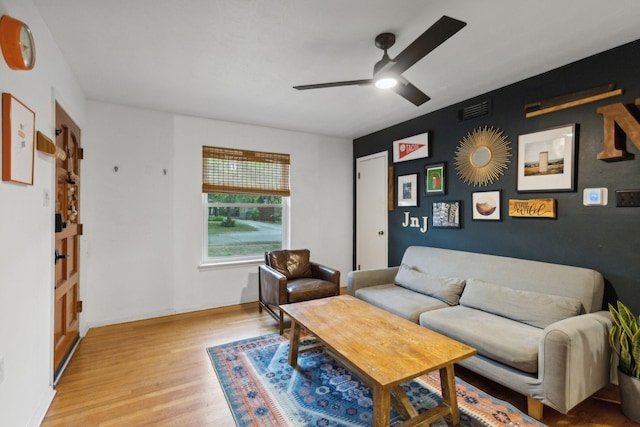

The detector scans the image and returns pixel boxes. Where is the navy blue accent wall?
[353,39,640,314]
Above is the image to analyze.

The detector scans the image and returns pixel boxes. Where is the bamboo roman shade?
[202,146,290,196]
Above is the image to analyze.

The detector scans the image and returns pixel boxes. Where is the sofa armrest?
[311,262,340,285]
[538,310,612,413]
[259,265,288,306]
[347,266,399,296]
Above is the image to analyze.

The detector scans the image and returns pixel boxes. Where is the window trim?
[200,194,290,268]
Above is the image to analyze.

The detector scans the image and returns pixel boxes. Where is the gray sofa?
[347,246,612,419]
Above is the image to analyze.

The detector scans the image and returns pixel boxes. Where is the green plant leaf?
[609,303,623,328]
[609,325,621,358]
[608,301,639,377]
[621,333,632,374]
[632,328,640,378]
[618,301,639,336]
[616,303,634,338]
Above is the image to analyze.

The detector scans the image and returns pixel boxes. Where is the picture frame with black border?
[432,200,461,228]
[517,123,577,192]
[472,190,502,221]
[424,162,446,196]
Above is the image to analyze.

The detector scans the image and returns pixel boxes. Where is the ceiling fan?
[293,16,466,106]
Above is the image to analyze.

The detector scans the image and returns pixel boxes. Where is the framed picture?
[2,93,35,185]
[517,124,576,192]
[397,174,418,207]
[432,201,461,228]
[393,131,429,163]
[425,162,446,195]
[472,190,501,221]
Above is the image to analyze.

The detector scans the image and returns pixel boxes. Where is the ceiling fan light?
[375,75,398,89]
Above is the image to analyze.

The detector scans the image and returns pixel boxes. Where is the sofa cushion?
[268,249,312,279]
[459,278,583,329]
[394,264,466,305]
[420,306,542,373]
[355,284,448,323]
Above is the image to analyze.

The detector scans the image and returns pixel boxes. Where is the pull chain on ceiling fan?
[293,15,466,106]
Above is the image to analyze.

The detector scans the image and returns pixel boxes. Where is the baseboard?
[85,308,177,329]
[29,387,56,427]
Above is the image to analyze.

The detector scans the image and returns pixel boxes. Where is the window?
[202,146,290,265]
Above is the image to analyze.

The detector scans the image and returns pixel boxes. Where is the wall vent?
[458,99,491,122]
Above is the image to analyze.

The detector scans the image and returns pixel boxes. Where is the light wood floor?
[42,302,636,426]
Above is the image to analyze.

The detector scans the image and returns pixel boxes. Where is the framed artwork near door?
[392,131,429,163]
[424,162,445,195]
[397,173,418,207]
[2,93,35,185]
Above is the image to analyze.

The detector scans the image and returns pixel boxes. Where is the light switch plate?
[583,188,608,206]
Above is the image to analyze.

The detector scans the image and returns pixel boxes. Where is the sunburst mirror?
[454,126,511,186]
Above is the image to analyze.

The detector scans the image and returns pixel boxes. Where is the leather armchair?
[258,249,340,334]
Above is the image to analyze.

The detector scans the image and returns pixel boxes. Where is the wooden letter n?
[597,98,640,161]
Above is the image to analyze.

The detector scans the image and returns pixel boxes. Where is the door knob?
[378,230,384,235]
[54,249,67,264]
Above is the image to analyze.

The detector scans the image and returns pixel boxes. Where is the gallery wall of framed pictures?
[391,120,581,229]
[357,37,640,313]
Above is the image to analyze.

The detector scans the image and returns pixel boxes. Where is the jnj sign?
[401,211,428,233]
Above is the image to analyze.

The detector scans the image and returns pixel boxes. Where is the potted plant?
[608,301,640,423]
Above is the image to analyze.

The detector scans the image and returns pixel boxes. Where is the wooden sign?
[509,198,556,218]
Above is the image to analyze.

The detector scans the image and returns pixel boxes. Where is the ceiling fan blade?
[293,79,373,90]
[393,80,430,106]
[390,15,466,75]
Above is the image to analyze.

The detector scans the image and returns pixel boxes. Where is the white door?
[356,151,388,270]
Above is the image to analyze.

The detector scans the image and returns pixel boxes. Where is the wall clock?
[0,15,35,70]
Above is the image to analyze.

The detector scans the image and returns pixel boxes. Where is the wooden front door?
[54,103,82,378]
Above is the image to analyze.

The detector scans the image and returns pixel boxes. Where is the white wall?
[0,0,86,426]
[83,102,353,326]
[172,115,353,313]
[0,2,352,424]
[82,102,175,325]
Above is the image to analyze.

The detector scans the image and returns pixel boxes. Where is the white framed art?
[517,124,576,192]
[472,190,501,221]
[397,174,418,207]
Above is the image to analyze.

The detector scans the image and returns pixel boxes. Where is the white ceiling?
[32,0,640,140]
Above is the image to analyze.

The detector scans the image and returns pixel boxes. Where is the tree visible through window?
[202,146,290,263]
[205,194,285,259]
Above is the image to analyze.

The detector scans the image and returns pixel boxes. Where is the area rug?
[207,333,546,427]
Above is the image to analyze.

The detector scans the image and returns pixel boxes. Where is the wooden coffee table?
[280,295,476,427]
